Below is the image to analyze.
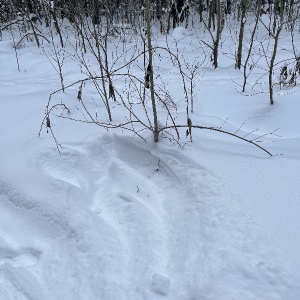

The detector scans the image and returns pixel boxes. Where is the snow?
[151,273,170,296]
[171,26,187,38]
[1,21,300,300]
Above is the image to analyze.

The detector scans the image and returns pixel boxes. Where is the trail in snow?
[1,134,298,299]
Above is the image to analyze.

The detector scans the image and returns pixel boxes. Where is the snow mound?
[171,26,187,38]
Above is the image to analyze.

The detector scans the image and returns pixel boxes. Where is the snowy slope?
[1,24,300,300]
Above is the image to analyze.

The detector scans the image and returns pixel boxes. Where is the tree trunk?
[242,0,260,92]
[269,0,284,105]
[269,26,281,105]
[208,0,216,30]
[236,0,247,69]
[91,0,100,25]
[213,0,222,68]
[146,0,159,142]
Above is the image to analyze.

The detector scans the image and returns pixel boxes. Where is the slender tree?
[146,0,159,142]
[235,0,248,69]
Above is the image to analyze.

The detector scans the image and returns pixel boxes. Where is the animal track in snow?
[0,246,41,268]
[37,146,88,190]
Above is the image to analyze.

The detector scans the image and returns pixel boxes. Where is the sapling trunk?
[145,0,159,142]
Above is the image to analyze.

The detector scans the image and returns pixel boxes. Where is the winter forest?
[1,0,300,299]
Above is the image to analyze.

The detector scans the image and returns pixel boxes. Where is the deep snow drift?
[1,23,300,300]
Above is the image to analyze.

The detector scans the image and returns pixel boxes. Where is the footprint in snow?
[0,246,41,268]
[37,146,88,190]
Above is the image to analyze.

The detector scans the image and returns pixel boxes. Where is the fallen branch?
[159,124,273,156]
[15,32,50,48]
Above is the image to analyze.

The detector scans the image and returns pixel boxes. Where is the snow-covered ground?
[1,21,300,299]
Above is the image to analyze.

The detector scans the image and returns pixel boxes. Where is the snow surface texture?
[1,22,300,300]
